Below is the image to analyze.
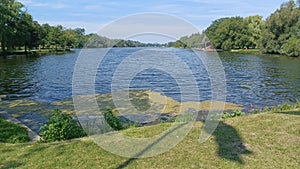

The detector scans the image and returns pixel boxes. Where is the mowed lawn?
[0,110,299,169]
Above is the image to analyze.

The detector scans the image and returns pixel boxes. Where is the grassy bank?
[229,49,261,55]
[226,49,300,58]
[0,48,73,57]
[0,117,30,143]
[0,107,299,168]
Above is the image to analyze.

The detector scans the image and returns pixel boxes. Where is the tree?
[73,28,86,48]
[14,12,34,52]
[61,29,77,48]
[175,33,205,48]
[0,1,92,54]
[47,25,63,50]
[0,0,25,52]
[244,15,264,48]
[281,20,300,56]
[205,17,251,50]
[260,0,300,56]
[205,17,230,49]
[28,21,43,50]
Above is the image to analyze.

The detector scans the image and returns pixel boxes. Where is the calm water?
[0,48,299,108]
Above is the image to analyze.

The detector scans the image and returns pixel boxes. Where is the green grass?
[0,48,73,57]
[0,118,30,143]
[0,108,299,168]
[229,49,261,55]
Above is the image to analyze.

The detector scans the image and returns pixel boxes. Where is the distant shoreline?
[0,49,74,57]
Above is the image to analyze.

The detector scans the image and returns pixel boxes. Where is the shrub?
[40,109,86,142]
[0,117,30,143]
[231,110,245,117]
[263,106,270,112]
[221,110,245,119]
[210,110,246,120]
[278,103,293,111]
[104,109,123,130]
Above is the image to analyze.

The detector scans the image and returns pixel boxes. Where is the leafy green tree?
[47,25,63,50]
[205,17,251,50]
[0,1,89,53]
[281,20,300,56]
[14,12,34,52]
[260,0,300,56]
[0,0,25,52]
[172,40,187,48]
[205,17,229,48]
[28,21,43,50]
[61,29,76,48]
[40,24,52,48]
[244,15,264,48]
[73,28,86,48]
[174,33,205,49]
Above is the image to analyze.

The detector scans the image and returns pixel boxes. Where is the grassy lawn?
[0,109,299,168]
[0,118,30,144]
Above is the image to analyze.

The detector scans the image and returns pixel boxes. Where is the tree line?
[0,0,160,55]
[171,0,300,57]
[1,0,299,56]
[85,34,161,48]
[0,0,88,53]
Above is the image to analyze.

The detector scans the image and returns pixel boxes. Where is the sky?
[18,0,286,43]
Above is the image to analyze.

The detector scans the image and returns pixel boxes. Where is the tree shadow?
[209,121,252,164]
[116,123,186,169]
[20,144,49,159]
[116,120,252,168]
[0,160,22,169]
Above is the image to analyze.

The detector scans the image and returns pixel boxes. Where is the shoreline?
[0,49,74,57]
[179,47,298,57]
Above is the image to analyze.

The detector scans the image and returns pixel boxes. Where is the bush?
[0,117,30,143]
[104,109,123,130]
[221,110,245,118]
[40,109,86,142]
[278,103,293,111]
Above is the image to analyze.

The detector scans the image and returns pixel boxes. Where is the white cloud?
[19,0,69,9]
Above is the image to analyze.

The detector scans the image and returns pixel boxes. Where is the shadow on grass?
[210,121,252,164]
[274,110,300,116]
[0,160,22,169]
[116,123,186,169]
[20,145,49,159]
[116,121,252,168]
[0,143,48,169]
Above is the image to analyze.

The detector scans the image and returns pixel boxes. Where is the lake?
[0,48,299,110]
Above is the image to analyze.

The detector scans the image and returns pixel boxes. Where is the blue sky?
[19,0,286,42]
